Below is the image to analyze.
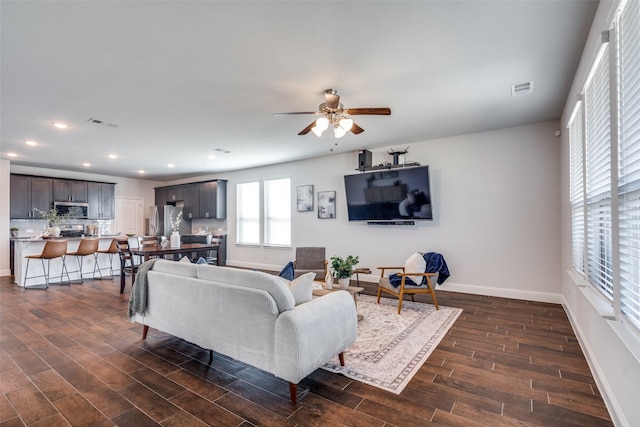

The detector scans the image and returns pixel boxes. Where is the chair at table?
[294,247,328,279]
[116,239,140,293]
[377,266,439,314]
[138,235,162,259]
[65,238,101,283]
[23,240,70,289]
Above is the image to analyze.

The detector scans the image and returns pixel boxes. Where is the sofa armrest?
[274,290,357,384]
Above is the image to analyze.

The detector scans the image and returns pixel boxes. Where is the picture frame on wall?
[297,185,314,212]
[318,191,336,219]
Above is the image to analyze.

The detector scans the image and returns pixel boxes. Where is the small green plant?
[10,227,18,231]
[33,207,74,226]
[330,255,360,279]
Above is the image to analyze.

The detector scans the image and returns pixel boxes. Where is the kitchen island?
[12,236,122,288]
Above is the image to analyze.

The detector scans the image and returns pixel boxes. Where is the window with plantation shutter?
[236,182,260,245]
[584,42,613,300]
[617,0,640,329]
[569,102,585,275]
[264,178,291,246]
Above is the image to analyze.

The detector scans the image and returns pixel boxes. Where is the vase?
[338,278,350,289]
[10,230,18,238]
[49,226,61,237]
[324,269,333,289]
[170,232,180,248]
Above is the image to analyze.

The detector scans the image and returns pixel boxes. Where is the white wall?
[559,1,639,426]
[204,120,561,303]
[0,159,11,276]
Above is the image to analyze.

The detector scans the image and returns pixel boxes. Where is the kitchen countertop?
[10,234,122,241]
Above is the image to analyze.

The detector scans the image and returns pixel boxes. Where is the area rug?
[321,294,462,394]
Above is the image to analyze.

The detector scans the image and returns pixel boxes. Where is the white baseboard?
[0,268,12,278]
[437,281,563,304]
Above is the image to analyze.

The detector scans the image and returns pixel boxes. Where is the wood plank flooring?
[0,275,613,426]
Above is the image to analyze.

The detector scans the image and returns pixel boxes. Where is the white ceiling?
[1,0,598,181]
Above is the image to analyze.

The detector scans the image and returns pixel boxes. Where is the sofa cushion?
[277,272,315,305]
[196,264,295,312]
[152,259,197,277]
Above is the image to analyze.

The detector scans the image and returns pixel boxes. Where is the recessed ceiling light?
[82,162,91,167]
[138,170,145,174]
[25,140,37,146]
[108,154,118,159]
[52,122,68,129]
[167,163,175,168]
[7,152,18,157]
[208,154,216,159]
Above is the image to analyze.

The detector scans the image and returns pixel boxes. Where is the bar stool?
[23,240,70,289]
[65,238,101,283]
[96,239,118,280]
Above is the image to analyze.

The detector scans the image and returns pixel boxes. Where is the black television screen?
[343,166,433,221]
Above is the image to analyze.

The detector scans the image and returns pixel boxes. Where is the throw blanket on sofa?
[128,258,159,320]
[389,252,450,288]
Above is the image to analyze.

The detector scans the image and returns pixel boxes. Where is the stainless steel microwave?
[53,201,89,219]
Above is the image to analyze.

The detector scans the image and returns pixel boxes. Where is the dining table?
[130,242,225,264]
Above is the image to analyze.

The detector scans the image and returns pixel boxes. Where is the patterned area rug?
[321,294,462,394]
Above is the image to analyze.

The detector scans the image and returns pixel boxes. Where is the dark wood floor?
[0,274,613,426]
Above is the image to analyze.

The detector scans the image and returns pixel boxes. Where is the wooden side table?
[313,285,365,321]
[353,267,371,286]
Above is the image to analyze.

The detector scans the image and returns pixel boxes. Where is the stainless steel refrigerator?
[149,205,191,237]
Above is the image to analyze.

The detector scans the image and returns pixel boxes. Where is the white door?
[115,197,144,236]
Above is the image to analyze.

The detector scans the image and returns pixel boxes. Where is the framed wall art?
[317,191,336,219]
[296,185,314,212]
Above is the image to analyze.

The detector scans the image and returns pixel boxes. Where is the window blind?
[585,42,613,300]
[236,182,260,245]
[618,0,640,329]
[264,178,291,247]
[569,102,585,275]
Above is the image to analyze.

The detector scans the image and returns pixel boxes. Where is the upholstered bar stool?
[96,239,118,279]
[65,238,101,283]
[23,240,70,289]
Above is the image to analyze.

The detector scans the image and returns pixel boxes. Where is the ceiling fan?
[273,89,391,138]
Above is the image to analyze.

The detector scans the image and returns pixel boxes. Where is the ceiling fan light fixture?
[338,117,353,131]
[334,124,346,138]
[315,117,329,131]
[311,126,324,137]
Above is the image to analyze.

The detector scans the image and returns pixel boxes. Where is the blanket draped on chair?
[128,258,159,320]
[389,252,450,288]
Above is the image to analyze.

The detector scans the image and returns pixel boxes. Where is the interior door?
[115,197,144,236]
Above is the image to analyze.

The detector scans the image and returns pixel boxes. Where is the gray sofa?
[130,260,358,404]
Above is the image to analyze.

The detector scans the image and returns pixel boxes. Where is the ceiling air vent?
[511,81,534,96]
[87,118,118,128]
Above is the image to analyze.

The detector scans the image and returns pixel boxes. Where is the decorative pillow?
[196,257,208,265]
[277,272,315,305]
[179,256,192,263]
[404,252,426,285]
[278,261,295,281]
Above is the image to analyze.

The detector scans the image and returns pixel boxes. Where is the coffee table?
[313,285,365,321]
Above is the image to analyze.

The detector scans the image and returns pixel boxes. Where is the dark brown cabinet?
[87,182,115,219]
[183,183,200,219]
[53,179,88,202]
[165,186,184,203]
[199,180,226,219]
[10,175,53,218]
[154,187,167,206]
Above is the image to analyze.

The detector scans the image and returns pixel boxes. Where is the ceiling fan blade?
[343,107,391,115]
[273,111,317,116]
[324,90,340,109]
[350,122,365,134]
[298,121,316,135]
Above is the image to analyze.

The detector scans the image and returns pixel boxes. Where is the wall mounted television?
[343,166,433,221]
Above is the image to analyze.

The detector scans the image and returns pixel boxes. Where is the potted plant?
[330,255,360,289]
[34,207,74,237]
[10,227,19,238]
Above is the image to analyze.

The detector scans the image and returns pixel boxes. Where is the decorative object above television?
[344,166,433,221]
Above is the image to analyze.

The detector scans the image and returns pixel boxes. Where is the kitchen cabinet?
[165,186,184,203]
[154,187,167,206]
[87,182,115,219]
[10,175,53,218]
[199,180,227,219]
[182,183,200,219]
[53,179,88,202]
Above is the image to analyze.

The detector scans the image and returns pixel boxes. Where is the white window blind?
[264,178,291,246]
[585,42,613,300]
[236,182,260,245]
[618,0,640,329]
[569,102,585,275]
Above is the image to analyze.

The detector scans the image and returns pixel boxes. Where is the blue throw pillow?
[278,261,295,281]
[196,257,208,264]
